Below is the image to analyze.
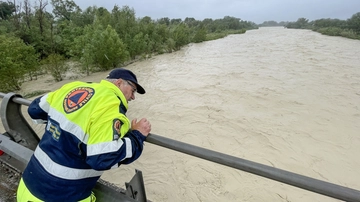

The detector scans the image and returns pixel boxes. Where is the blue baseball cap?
[107,68,145,94]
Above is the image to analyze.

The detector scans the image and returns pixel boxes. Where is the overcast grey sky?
[71,0,359,24]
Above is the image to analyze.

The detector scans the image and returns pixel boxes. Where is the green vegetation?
[42,53,68,82]
[0,34,38,92]
[284,13,360,39]
[0,0,258,92]
[258,21,289,27]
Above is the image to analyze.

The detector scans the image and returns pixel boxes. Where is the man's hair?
[105,78,118,83]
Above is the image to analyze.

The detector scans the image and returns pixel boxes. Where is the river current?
[7,27,360,202]
[102,27,360,202]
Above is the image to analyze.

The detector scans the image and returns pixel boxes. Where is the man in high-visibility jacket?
[17,68,151,202]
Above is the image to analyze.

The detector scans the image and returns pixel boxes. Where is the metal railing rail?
[0,92,39,150]
[1,92,360,202]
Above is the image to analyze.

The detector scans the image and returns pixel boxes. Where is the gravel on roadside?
[0,161,20,202]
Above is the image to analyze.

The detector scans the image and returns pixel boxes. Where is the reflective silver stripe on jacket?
[123,138,133,159]
[39,94,50,113]
[47,107,89,143]
[87,137,133,157]
[34,146,103,180]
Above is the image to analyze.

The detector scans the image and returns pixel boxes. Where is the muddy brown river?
[103,27,360,202]
[1,27,360,202]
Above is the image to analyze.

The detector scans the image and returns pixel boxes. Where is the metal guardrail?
[0,92,39,150]
[0,92,144,202]
[1,92,360,202]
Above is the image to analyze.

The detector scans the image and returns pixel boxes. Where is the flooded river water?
[2,27,360,202]
[101,27,360,202]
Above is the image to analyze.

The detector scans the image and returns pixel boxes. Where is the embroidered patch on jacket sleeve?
[46,120,62,141]
[112,119,122,140]
[63,87,95,113]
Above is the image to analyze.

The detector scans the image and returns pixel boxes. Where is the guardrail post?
[0,93,39,150]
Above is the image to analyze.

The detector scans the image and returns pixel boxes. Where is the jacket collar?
[100,80,128,109]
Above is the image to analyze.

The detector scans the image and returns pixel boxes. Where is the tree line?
[284,13,360,39]
[258,21,289,27]
[0,0,258,93]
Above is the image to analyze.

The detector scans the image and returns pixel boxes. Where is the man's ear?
[115,79,123,86]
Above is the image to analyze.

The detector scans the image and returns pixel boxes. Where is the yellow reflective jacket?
[22,80,146,201]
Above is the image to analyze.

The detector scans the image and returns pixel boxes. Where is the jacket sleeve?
[85,104,147,171]
[117,129,146,165]
[86,126,147,170]
[28,95,49,123]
